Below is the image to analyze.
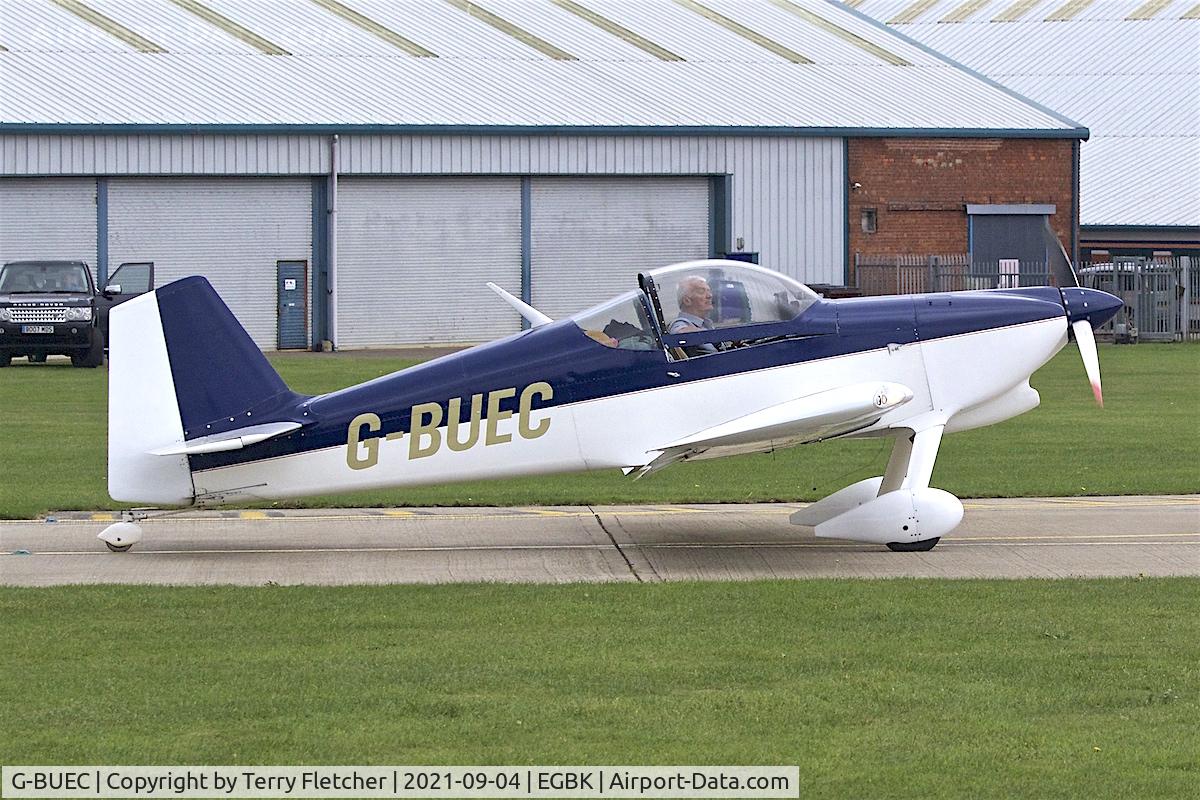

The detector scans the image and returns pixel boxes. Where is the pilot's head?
[677,276,713,317]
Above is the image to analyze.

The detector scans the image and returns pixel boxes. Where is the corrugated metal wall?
[336,177,522,346]
[341,134,845,284]
[530,177,710,319]
[0,178,97,274]
[1,136,328,176]
[0,133,846,283]
[107,178,311,349]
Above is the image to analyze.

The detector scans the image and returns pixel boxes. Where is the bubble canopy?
[570,260,821,351]
[645,260,819,331]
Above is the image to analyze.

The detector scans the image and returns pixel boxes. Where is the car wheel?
[72,331,104,368]
[0,352,10,367]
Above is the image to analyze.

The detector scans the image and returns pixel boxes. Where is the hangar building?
[0,0,1084,349]
[848,0,1200,260]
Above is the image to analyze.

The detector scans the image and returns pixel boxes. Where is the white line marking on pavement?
[7,539,1197,558]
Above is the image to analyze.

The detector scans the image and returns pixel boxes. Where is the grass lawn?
[0,343,1196,518]
[1,579,1196,798]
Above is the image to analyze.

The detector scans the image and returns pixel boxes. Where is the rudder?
[108,277,301,505]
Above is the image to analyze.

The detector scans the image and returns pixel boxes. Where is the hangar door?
[530,178,710,320]
[337,178,522,346]
[108,178,312,350]
[0,178,97,272]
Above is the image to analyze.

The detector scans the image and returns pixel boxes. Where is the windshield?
[0,262,92,294]
[645,261,818,332]
[571,290,659,350]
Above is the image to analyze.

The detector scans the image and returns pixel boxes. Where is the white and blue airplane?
[100,258,1121,553]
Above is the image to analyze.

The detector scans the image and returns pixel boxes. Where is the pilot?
[670,275,718,355]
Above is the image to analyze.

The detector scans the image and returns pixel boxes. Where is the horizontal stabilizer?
[150,421,302,456]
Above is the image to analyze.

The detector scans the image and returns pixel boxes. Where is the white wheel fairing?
[812,487,963,545]
[98,521,144,550]
[789,477,883,527]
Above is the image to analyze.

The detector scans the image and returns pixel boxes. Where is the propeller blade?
[1043,219,1079,287]
[1072,319,1103,407]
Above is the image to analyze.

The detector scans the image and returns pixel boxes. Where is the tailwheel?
[98,520,143,552]
[887,537,940,552]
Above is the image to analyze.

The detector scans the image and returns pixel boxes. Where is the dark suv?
[0,260,105,367]
[0,260,155,367]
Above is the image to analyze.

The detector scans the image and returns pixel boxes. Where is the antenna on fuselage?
[486,282,553,328]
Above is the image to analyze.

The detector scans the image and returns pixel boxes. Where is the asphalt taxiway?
[1,496,1196,586]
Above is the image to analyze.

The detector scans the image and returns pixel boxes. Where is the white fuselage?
[188,317,1067,504]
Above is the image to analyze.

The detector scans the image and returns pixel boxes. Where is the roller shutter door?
[0,178,97,275]
[108,178,311,350]
[530,178,710,319]
[337,178,522,346]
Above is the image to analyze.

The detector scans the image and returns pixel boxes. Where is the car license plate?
[21,325,54,334]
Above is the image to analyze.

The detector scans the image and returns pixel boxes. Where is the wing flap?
[637,382,912,475]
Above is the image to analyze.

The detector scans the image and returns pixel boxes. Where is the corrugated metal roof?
[0,0,1080,134]
[1081,137,1200,227]
[851,0,1200,225]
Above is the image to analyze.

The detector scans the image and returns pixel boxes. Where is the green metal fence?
[1078,256,1197,342]
[853,253,1197,343]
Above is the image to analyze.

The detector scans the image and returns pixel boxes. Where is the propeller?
[1044,219,1114,407]
[1072,319,1103,407]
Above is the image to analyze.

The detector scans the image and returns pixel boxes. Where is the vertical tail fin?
[108,277,301,505]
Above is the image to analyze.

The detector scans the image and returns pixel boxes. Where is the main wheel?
[105,541,133,553]
[887,537,940,552]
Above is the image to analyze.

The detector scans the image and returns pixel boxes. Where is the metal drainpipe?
[328,134,339,351]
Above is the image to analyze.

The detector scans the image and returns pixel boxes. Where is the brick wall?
[847,137,1076,263]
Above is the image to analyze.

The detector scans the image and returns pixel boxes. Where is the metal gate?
[277,261,308,349]
[854,254,1053,295]
[1079,257,1193,342]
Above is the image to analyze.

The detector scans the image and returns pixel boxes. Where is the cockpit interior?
[571,260,821,360]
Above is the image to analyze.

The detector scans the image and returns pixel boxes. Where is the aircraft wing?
[637,381,913,476]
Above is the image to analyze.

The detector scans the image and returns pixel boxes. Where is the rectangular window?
[106,262,153,294]
[861,208,878,234]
